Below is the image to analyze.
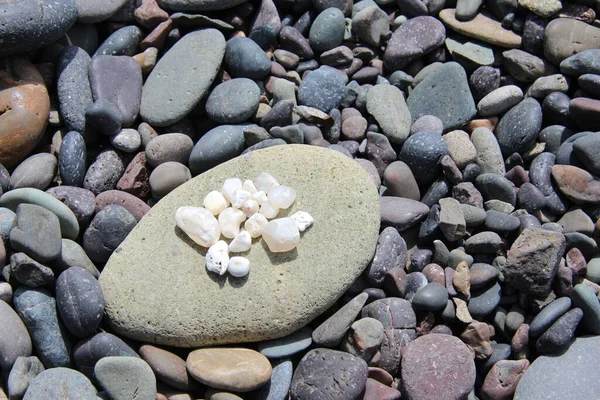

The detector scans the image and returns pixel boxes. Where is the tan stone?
[551,164,600,203]
[439,9,522,48]
[519,0,562,17]
[453,297,473,324]
[100,145,380,347]
[0,58,50,168]
[453,261,471,299]
[186,348,271,392]
[139,344,196,391]
[544,18,600,65]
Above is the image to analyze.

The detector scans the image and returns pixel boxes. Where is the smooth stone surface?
[496,98,543,156]
[439,9,522,48]
[399,131,449,187]
[73,332,139,378]
[407,62,476,131]
[468,282,502,318]
[10,204,62,263]
[471,127,505,175]
[552,165,600,204]
[0,188,79,240]
[206,79,261,124]
[312,293,369,347]
[83,205,137,264]
[46,186,95,228]
[309,7,346,53]
[95,356,157,400]
[560,49,600,76]
[366,227,407,287]
[95,190,150,221]
[0,300,32,372]
[57,46,94,133]
[7,356,45,400]
[8,252,54,288]
[401,334,476,400]
[9,153,57,191]
[23,368,96,400]
[100,145,380,347]
[255,358,293,400]
[536,307,583,354]
[411,282,448,311]
[188,125,247,176]
[187,348,272,392]
[290,348,368,400]
[13,287,71,368]
[477,85,523,117]
[380,197,429,231]
[225,37,272,80]
[139,344,195,391]
[94,25,142,56]
[59,131,87,187]
[54,239,99,278]
[56,267,104,338]
[89,55,143,127]
[366,85,412,145]
[258,327,312,358]
[544,18,600,65]
[571,284,600,334]
[75,0,127,23]
[514,336,600,400]
[0,0,78,57]
[141,29,225,127]
[298,66,346,113]
[149,162,191,200]
[157,0,247,11]
[145,133,194,168]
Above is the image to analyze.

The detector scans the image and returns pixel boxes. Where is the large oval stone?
[140,29,226,127]
[99,145,380,347]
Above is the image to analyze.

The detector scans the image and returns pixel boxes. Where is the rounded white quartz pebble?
[232,189,251,209]
[262,217,300,253]
[243,179,257,194]
[252,190,268,205]
[175,206,221,247]
[291,211,314,232]
[218,207,247,239]
[255,172,279,192]
[244,213,269,238]
[259,201,280,219]
[268,185,296,209]
[241,199,259,217]
[228,256,250,277]
[203,190,228,215]
[206,240,229,275]
[221,178,242,204]
[229,231,252,252]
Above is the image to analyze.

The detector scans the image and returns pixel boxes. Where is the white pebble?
[262,217,300,253]
[255,172,279,192]
[175,206,221,248]
[228,256,250,277]
[218,207,246,239]
[243,179,258,194]
[252,190,268,205]
[291,211,314,232]
[232,189,251,209]
[206,240,229,275]
[229,231,252,252]
[245,213,269,238]
[259,200,280,219]
[221,178,242,204]
[203,190,228,215]
[268,185,296,209]
[242,199,259,217]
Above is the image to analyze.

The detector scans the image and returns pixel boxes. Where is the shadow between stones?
[261,240,298,265]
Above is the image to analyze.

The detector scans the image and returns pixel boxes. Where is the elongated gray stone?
[140,29,226,127]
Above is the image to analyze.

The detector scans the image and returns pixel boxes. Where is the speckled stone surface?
[100,145,380,347]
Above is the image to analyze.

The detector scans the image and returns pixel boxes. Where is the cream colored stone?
[203,190,229,215]
[291,211,314,232]
[259,201,280,219]
[229,231,251,253]
[244,213,269,238]
[255,172,279,192]
[221,178,242,204]
[228,257,250,277]
[206,241,229,275]
[218,208,246,239]
[262,218,300,253]
[268,185,296,209]
[175,206,221,247]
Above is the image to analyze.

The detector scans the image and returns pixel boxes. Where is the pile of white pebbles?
[175,172,313,277]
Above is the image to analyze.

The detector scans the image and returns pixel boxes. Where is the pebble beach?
[1,0,600,399]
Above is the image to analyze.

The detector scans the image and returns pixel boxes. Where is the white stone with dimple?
[232,189,251,208]
[259,201,280,219]
[218,207,246,239]
[228,256,250,277]
[252,191,268,205]
[242,199,259,217]
[221,178,242,204]
[244,213,269,238]
[262,217,300,253]
[229,231,252,252]
[291,211,314,232]
[243,180,258,194]
[206,240,229,275]
[175,206,221,248]
[203,190,229,215]
[255,172,279,192]
[268,185,296,209]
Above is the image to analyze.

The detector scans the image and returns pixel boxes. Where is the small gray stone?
[475,173,516,206]
[7,356,45,400]
[9,153,57,191]
[485,210,521,233]
[383,161,420,200]
[54,239,99,278]
[312,292,368,347]
[477,85,523,117]
[83,205,137,264]
[110,129,141,153]
[438,197,466,242]
[94,25,142,56]
[471,127,506,175]
[298,66,346,113]
[560,49,600,76]
[73,332,139,379]
[206,78,261,124]
[255,359,293,400]
[380,197,429,231]
[23,367,96,400]
[46,186,96,228]
[571,284,600,334]
[0,300,32,372]
[468,282,502,318]
[9,253,54,288]
[59,131,87,187]
[495,98,543,155]
[75,0,127,23]
[399,131,449,187]
[309,8,346,53]
[340,317,384,361]
[366,84,412,145]
[225,37,271,80]
[95,356,157,400]
[411,282,448,311]
[257,327,312,359]
[149,162,191,200]
[84,150,125,195]
[366,227,408,287]
[188,125,247,176]
[10,204,62,263]
[57,46,94,133]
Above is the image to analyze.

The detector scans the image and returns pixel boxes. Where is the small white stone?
[262,217,300,253]
[232,189,251,209]
[206,240,229,275]
[203,190,229,215]
[259,200,280,219]
[241,199,259,217]
[243,180,258,194]
[175,206,221,248]
[221,178,242,204]
[252,190,268,205]
[218,207,247,239]
[291,211,314,232]
[268,185,296,209]
[229,231,252,252]
[228,256,250,277]
[244,213,269,238]
[255,172,279,192]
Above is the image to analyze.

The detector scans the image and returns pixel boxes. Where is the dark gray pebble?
[225,37,272,80]
[73,332,139,379]
[411,282,448,311]
[59,131,87,187]
[468,282,502,319]
[298,66,346,113]
[206,78,261,124]
[188,125,247,176]
[8,253,54,288]
[495,98,543,155]
[83,150,125,195]
[308,7,346,53]
[399,131,449,187]
[57,46,94,133]
[46,186,96,228]
[404,272,428,302]
[485,210,520,233]
[536,308,583,354]
[94,25,142,56]
[83,205,137,264]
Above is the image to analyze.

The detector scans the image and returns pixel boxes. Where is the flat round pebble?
[257,326,313,358]
[298,66,346,113]
[206,78,261,123]
[23,367,96,400]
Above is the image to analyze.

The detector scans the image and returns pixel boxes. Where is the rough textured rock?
[100,145,380,347]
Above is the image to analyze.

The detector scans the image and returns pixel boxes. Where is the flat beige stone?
[99,145,380,347]
[439,9,522,48]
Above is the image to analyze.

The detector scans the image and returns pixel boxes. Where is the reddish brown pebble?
[481,359,530,400]
[95,190,151,221]
[117,152,150,198]
[551,164,600,203]
[364,378,402,400]
[368,367,394,386]
[460,321,492,359]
